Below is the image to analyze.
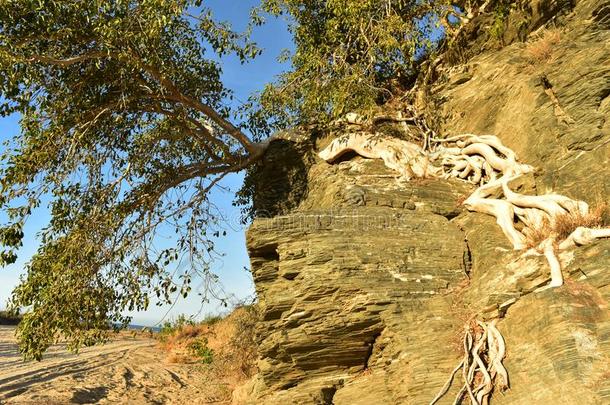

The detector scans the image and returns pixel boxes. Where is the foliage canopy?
[250,0,449,132]
[0,0,453,359]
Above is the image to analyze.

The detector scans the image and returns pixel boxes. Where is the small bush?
[157,314,196,341]
[188,337,214,364]
[490,1,512,42]
[525,29,561,65]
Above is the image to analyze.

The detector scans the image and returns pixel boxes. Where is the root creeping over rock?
[319,130,610,289]
[319,120,609,404]
[429,320,508,405]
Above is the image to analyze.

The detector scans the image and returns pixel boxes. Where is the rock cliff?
[236,1,610,403]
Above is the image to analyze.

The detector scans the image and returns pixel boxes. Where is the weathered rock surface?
[435,0,610,203]
[237,1,610,403]
[244,157,470,404]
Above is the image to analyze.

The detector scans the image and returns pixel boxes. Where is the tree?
[249,0,450,131]
[0,0,271,359]
[0,0,451,359]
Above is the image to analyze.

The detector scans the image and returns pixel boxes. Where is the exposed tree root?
[558,227,610,250]
[319,130,610,288]
[318,132,436,179]
[541,238,564,287]
[430,320,508,405]
[320,123,609,405]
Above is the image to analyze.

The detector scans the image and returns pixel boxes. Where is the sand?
[0,326,229,404]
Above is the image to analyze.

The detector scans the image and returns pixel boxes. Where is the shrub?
[490,1,512,42]
[158,314,196,341]
[0,309,22,325]
[188,337,214,364]
[524,28,561,65]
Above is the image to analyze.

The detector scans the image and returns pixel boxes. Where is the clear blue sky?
[0,1,293,326]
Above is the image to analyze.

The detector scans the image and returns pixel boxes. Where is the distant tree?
[0,0,452,359]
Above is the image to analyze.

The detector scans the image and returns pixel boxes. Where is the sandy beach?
[0,326,227,404]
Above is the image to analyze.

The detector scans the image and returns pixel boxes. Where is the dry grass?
[524,28,561,65]
[554,204,606,240]
[156,306,259,401]
[525,216,553,249]
[525,203,607,249]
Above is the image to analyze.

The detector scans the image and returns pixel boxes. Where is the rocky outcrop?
[243,155,473,404]
[237,1,610,403]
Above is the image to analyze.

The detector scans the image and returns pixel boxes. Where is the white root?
[464,196,527,249]
[429,360,465,405]
[483,161,496,182]
[319,132,610,288]
[514,207,549,231]
[502,179,568,220]
[319,121,609,405]
[558,227,610,250]
[541,238,564,287]
[430,320,509,405]
[487,320,509,389]
[463,330,478,405]
[472,324,493,404]
[462,143,511,173]
[433,134,516,160]
[319,133,434,179]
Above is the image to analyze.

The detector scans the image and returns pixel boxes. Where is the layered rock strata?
[237,1,610,403]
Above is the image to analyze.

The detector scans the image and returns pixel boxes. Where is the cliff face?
[237,1,610,404]
[433,0,610,202]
